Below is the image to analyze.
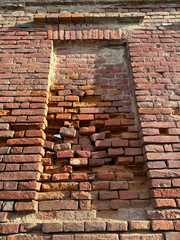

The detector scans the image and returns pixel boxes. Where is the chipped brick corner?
[0,1,179,240]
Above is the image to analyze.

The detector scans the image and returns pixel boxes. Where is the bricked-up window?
[41,40,150,219]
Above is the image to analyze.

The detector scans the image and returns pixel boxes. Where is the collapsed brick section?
[39,41,150,217]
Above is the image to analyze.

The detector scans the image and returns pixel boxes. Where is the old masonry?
[0,0,180,240]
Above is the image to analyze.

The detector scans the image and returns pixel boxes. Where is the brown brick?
[70,158,88,167]
[39,200,78,211]
[165,232,180,240]
[0,223,19,234]
[15,201,38,212]
[120,234,163,240]
[85,221,106,232]
[107,221,127,231]
[99,191,118,200]
[130,221,150,230]
[152,220,174,231]
[42,222,63,233]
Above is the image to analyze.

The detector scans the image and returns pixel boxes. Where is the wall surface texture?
[0,1,179,239]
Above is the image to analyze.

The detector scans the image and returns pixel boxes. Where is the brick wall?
[0,1,179,240]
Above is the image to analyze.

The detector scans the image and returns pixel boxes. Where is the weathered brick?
[130,221,150,230]
[0,223,19,234]
[64,221,84,232]
[152,220,174,230]
[14,201,38,212]
[85,221,106,232]
[42,222,63,233]
[57,150,74,158]
[107,221,127,231]
[39,200,78,211]
[70,158,88,167]
[20,222,41,233]
[165,232,180,240]
[120,234,163,240]
[4,154,42,162]
[99,191,118,200]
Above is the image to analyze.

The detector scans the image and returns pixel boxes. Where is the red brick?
[92,150,107,159]
[165,232,180,240]
[116,172,134,181]
[64,221,84,232]
[4,154,42,163]
[54,143,71,151]
[0,191,37,200]
[23,146,44,155]
[25,130,45,139]
[57,150,74,158]
[76,150,91,158]
[143,136,179,143]
[59,127,76,138]
[120,234,163,240]
[42,222,63,233]
[0,131,14,138]
[85,221,106,232]
[0,223,19,234]
[112,139,128,147]
[70,158,88,167]
[146,152,180,160]
[0,171,39,181]
[53,236,74,240]
[80,126,96,135]
[7,138,44,146]
[108,148,124,157]
[107,221,127,231]
[152,220,174,230]
[39,200,78,211]
[95,140,111,149]
[99,191,118,200]
[130,221,150,230]
[105,119,120,126]
[90,133,105,141]
[151,189,180,198]
[15,201,38,212]
[52,173,69,181]
[79,182,91,191]
[125,148,142,155]
[71,173,87,181]
[44,140,54,150]
[110,181,128,190]
[97,172,115,181]
[92,181,109,190]
[119,191,138,200]
[20,222,41,233]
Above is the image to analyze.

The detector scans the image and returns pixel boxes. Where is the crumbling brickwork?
[0,1,179,240]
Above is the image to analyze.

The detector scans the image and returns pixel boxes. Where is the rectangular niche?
[42,40,150,220]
